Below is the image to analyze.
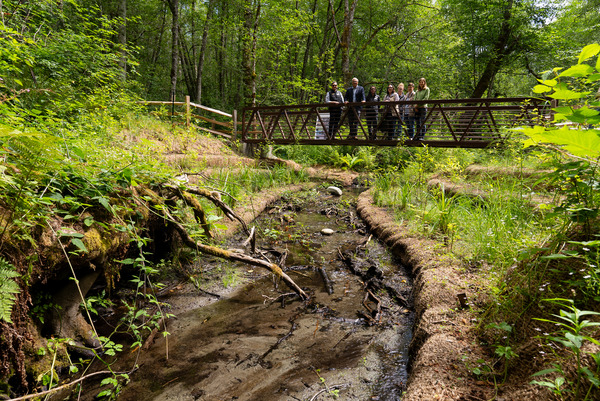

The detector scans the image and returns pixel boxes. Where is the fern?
[0,257,20,323]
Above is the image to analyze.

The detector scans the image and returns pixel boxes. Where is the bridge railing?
[242,97,553,148]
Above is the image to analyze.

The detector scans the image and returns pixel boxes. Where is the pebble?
[321,228,334,235]
[327,186,343,196]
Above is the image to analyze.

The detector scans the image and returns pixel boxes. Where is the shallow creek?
[117,187,414,401]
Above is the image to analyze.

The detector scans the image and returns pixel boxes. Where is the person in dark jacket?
[365,86,380,140]
[344,77,365,139]
[325,81,344,138]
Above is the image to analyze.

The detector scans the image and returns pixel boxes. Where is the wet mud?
[112,187,414,400]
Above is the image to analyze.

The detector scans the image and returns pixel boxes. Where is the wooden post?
[185,95,191,129]
[233,109,238,141]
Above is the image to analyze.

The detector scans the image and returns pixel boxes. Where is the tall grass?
[208,164,310,208]
[372,148,559,272]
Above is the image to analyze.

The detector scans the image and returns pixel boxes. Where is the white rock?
[327,186,343,196]
[321,228,334,235]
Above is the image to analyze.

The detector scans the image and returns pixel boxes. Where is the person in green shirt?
[414,77,430,140]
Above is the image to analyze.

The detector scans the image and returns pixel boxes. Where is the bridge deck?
[242,97,552,148]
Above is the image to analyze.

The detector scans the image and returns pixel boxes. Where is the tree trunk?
[470,0,514,98]
[195,0,214,102]
[300,0,318,102]
[178,30,195,97]
[242,0,260,108]
[118,0,127,81]
[166,0,180,101]
[145,3,168,97]
[341,0,359,84]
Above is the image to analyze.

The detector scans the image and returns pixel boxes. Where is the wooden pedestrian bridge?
[241,97,552,148]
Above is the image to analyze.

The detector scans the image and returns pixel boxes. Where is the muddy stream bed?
[113,187,414,401]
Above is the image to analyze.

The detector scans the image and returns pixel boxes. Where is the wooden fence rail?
[242,97,554,148]
[139,96,236,139]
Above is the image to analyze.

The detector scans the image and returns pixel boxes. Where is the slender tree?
[118,0,127,81]
[165,0,180,101]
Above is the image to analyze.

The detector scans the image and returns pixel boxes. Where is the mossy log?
[165,211,308,300]
[163,183,250,235]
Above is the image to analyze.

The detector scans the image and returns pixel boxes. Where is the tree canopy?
[1,0,598,112]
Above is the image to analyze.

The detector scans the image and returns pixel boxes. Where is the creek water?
[113,187,414,401]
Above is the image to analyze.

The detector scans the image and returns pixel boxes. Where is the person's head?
[407,82,415,92]
[397,82,405,93]
[331,81,338,90]
[352,77,359,88]
[418,77,427,90]
[369,86,376,95]
[387,84,395,94]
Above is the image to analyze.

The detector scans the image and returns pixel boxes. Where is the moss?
[22,324,70,389]
[83,227,113,261]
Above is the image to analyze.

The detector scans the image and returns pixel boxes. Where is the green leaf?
[537,78,557,86]
[587,73,600,83]
[522,126,600,157]
[579,43,600,64]
[560,64,595,77]
[94,196,111,211]
[58,230,84,238]
[0,258,20,323]
[553,106,573,115]
[549,87,591,100]
[565,332,583,349]
[541,253,572,260]
[71,238,88,253]
[531,368,559,377]
[533,84,551,94]
[568,240,600,247]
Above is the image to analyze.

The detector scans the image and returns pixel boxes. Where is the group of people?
[325,77,430,140]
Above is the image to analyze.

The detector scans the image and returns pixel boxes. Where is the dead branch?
[242,226,256,253]
[318,266,334,295]
[6,369,136,401]
[165,210,308,300]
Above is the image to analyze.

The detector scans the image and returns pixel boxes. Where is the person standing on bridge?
[345,77,365,139]
[325,81,344,139]
[414,77,430,140]
[383,84,399,140]
[405,82,416,139]
[365,86,380,140]
[395,82,407,139]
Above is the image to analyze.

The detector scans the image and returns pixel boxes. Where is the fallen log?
[165,210,308,300]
